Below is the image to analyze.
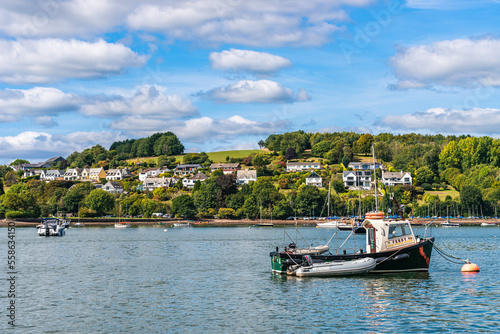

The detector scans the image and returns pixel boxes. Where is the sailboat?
[316,181,341,228]
[115,204,131,228]
[255,201,273,227]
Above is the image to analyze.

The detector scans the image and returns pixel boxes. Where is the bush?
[5,210,26,219]
[79,207,97,217]
[421,183,432,191]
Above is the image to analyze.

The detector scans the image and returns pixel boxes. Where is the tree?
[172,194,197,218]
[460,185,483,214]
[414,166,435,186]
[285,147,298,160]
[295,185,323,217]
[355,134,374,155]
[85,189,115,216]
[9,159,30,166]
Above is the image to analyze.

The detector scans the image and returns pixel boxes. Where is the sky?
[1,0,500,165]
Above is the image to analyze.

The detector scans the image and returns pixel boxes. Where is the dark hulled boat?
[271,211,434,275]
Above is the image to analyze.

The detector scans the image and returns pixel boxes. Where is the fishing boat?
[37,218,66,236]
[271,211,434,275]
[293,256,376,277]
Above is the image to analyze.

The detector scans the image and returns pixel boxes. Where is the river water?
[2,225,499,333]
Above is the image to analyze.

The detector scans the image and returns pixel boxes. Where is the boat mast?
[372,144,379,212]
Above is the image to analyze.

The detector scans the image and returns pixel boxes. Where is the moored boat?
[285,243,330,256]
[37,218,66,236]
[441,220,461,227]
[114,222,131,228]
[271,211,434,275]
[480,222,497,226]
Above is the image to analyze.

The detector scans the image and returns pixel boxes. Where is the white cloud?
[377,107,500,134]
[81,86,198,119]
[209,49,292,75]
[109,114,290,143]
[391,38,500,89]
[0,38,147,84]
[203,80,310,104]
[0,130,124,163]
[0,87,79,121]
[126,0,370,47]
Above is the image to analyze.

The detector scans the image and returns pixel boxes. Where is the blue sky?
[1,0,500,165]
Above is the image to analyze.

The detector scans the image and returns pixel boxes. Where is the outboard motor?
[45,225,50,236]
[303,255,314,267]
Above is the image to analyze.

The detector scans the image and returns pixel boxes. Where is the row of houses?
[24,168,132,181]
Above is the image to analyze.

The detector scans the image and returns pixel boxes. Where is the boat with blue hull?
[271,211,434,275]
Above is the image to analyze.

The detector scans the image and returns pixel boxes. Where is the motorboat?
[293,256,376,277]
[173,222,191,227]
[441,220,461,227]
[37,218,66,236]
[316,221,340,228]
[480,222,497,226]
[271,211,434,275]
[114,223,131,228]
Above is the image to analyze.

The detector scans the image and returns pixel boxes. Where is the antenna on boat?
[372,144,379,211]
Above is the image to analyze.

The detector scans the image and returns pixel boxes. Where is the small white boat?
[294,257,376,277]
[73,222,85,227]
[286,243,330,256]
[173,222,191,227]
[481,222,497,226]
[316,221,340,228]
[114,223,131,228]
[441,220,461,227]
[37,218,66,236]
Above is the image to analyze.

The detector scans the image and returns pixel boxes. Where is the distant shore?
[1,217,498,227]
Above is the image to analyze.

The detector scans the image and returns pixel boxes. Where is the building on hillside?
[286,161,321,172]
[81,167,106,181]
[174,164,201,175]
[182,172,209,188]
[64,168,83,180]
[236,169,257,185]
[23,169,43,178]
[139,168,162,181]
[343,170,372,190]
[102,181,123,194]
[209,163,241,174]
[14,156,66,171]
[382,171,412,186]
[142,177,178,192]
[305,171,323,188]
[40,170,65,181]
[348,161,383,170]
[106,168,131,180]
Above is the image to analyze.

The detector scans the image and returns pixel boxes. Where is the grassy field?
[424,189,460,200]
[127,149,267,165]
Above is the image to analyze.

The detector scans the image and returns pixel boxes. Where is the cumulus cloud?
[209,49,292,75]
[0,38,147,84]
[377,107,500,134]
[202,80,310,104]
[81,86,198,119]
[109,114,291,143]
[0,130,124,164]
[0,87,79,121]
[390,38,500,89]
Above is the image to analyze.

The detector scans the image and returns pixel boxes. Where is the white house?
[286,161,321,172]
[343,170,372,190]
[236,169,257,185]
[210,163,241,174]
[348,161,383,170]
[139,168,162,181]
[142,177,178,192]
[24,169,43,178]
[382,171,412,186]
[106,168,131,180]
[305,171,322,188]
[64,168,83,180]
[182,172,208,188]
[40,170,65,181]
[102,181,124,194]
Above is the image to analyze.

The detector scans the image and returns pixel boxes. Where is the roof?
[210,163,240,168]
[306,171,321,178]
[190,172,208,180]
[287,161,320,166]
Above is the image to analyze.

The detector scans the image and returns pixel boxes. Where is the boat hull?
[271,238,434,275]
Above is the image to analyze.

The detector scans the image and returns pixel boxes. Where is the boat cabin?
[362,214,417,253]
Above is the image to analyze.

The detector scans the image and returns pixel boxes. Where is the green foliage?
[172,194,197,218]
[218,208,237,219]
[415,166,435,185]
[183,152,210,165]
[84,189,115,216]
[9,159,30,166]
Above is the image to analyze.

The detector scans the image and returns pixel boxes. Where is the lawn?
[127,149,267,165]
[423,188,460,201]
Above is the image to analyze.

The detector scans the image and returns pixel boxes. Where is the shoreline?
[1,217,498,227]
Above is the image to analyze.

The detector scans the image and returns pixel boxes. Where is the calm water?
[2,225,499,333]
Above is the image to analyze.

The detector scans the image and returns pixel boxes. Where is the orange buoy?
[461,262,480,272]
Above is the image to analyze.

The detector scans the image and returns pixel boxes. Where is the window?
[387,223,411,239]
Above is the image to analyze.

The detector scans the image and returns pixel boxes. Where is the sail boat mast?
[372,144,379,211]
